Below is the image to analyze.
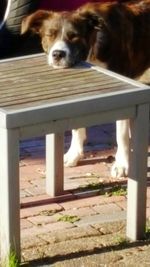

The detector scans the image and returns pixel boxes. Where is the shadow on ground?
[22,235,150,266]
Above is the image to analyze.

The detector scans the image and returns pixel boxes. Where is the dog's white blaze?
[60,26,65,40]
[48,40,70,67]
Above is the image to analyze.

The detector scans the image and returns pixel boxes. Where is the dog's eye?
[68,32,79,40]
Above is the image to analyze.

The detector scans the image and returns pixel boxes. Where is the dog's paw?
[64,150,83,167]
[111,162,128,178]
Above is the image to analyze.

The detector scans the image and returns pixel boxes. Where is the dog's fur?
[21,0,150,177]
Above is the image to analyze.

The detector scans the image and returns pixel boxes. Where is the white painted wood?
[4,87,150,129]
[19,107,136,139]
[127,104,149,240]
[91,65,150,88]
[46,133,64,196]
[0,52,44,63]
[0,128,20,262]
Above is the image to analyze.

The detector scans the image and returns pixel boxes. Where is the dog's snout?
[48,41,71,68]
[52,50,66,60]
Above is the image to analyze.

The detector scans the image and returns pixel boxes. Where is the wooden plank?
[0,79,130,97]
[0,66,91,78]
[127,104,149,240]
[0,72,124,89]
[0,84,132,108]
[0,68,132,89]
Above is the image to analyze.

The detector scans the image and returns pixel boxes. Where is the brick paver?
[27,214,61,226]
[20,203,63,219]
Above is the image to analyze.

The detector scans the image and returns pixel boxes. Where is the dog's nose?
[52,50,66,60]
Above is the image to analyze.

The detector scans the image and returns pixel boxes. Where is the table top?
[0,54,149,128]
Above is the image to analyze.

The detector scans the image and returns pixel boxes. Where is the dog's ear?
[77,8,105,31]
[21,10,52,35]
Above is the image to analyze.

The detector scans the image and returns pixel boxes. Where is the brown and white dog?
[21,0,150,178]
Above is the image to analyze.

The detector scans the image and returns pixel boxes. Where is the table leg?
[46,133,64,196]
[0,128,20,263]
[127,104,149,240]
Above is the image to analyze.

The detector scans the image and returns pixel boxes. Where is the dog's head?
[21,8,103,68]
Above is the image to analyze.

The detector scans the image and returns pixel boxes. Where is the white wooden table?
[0,54,150,263]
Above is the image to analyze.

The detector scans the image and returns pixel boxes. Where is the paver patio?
[15,124,150,265]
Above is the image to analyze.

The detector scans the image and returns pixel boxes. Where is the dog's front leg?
[64,128,86,167]
[111,120,130,178]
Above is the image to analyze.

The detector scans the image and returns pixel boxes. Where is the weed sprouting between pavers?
[78,182,105,192]
[78,182,127,197]
[57,214,80,223]
[114,235,130,247]
[145,219,150,239]
[105,185,127,197]
[1,250,19,267]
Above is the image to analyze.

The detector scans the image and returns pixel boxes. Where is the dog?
[21,0,150,178]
